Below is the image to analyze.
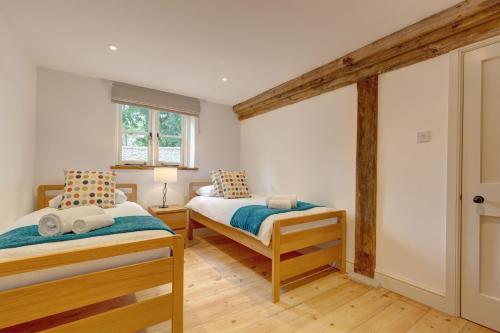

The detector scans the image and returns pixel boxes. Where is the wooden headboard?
[188,181,212,200]
[36,184,138,210]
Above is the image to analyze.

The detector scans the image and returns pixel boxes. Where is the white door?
[462,40,500,332]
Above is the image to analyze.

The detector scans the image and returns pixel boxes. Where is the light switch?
[417,130,432,143]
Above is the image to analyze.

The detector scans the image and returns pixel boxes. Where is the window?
[117,104,196,167]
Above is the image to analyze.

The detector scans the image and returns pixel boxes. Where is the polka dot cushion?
[210,170,224,197]
[60,170,117,209]
[220,170,250,199]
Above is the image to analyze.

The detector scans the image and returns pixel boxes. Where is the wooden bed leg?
[340,211,347,273]
[188,218,194,241]
[272,222,281,303]
[172,235,184,333]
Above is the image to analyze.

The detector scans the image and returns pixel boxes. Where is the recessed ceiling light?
[108,44,118,51]
[221,77,228,82]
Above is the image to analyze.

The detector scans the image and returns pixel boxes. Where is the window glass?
[120,105,149,162]
[159,112,182,136]
[121,105,149,132]
[121,133,149,162]
[158,111,182,164]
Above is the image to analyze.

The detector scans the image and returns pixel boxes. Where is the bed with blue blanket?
[185,191,340,247]
[186,181,347,303]
[0,183,184,333]
[0,200,174,291]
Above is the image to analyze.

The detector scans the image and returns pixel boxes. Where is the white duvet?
[185,195,338,246]
[0,201,172,291]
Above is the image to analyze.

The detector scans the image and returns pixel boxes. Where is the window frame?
[118,105,153,165]
[155,110,185,167]
[116,104,195,167]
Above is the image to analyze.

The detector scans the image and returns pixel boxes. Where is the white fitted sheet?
[0,202,172,291]
[185,195,338,246]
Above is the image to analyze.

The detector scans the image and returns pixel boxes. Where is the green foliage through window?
[159,112,182,136]
[121,105,149,132]
[122,133,149,147]
[159,137,181,148]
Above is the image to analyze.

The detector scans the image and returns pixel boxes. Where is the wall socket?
[417,130,432,143]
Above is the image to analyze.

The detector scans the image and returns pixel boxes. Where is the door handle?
[473,196,485,204]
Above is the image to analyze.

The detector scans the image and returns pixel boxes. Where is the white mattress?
[185,195,338,246]
[0,201,172,291]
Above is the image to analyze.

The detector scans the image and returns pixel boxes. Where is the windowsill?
[111,165,199,171]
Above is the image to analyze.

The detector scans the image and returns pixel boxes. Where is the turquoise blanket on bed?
[0,216,174,250]
[230,201,319,235]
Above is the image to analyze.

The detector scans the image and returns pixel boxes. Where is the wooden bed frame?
[187,181,346,303]
[0,184,184,332]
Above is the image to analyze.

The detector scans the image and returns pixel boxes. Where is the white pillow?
[48,194,63,208]
[48,189,128,208]
[195,185,217,197]
[115,189,128,204]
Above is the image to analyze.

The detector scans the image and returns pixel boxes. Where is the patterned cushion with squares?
[210,170,224,197]
[220,170,250,199]
[60,170,117,209]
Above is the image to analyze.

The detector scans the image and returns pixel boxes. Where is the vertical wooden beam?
[355,75,378,278]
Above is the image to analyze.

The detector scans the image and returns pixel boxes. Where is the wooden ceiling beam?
[234,0,500,120]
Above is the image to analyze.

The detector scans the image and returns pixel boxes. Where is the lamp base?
[159,204,169,209]
[161,183,168,208]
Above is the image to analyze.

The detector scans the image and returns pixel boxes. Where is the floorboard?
[137,231,495,333]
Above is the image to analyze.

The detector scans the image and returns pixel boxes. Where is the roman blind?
[111,82,200,116]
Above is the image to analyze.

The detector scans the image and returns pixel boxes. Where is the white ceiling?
[0,0,460,105]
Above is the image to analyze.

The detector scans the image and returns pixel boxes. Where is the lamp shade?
[154,167,178,183]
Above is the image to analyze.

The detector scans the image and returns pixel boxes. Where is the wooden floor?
[139,231,495,333]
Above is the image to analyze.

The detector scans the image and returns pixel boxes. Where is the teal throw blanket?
[0,216,174,250]
[230,201,319,235]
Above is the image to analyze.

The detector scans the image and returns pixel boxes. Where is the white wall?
[35,67,240,207]
[241,86,358,262]
[377,55,449,295]
[240,55,450,309]
[0,13,37,231]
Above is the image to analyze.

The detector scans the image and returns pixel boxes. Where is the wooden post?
[172,235,184,333]
[354,75,378,278]
[271,221,281,303]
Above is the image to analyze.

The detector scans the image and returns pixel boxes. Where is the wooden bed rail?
[0,237,172,277]
[0,234,184,332]
[271,210,346,302]
[278,210,346,227]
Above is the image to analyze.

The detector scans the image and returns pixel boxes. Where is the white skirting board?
[345,261,454,315]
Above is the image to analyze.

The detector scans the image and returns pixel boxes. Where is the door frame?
[448,35,500,317]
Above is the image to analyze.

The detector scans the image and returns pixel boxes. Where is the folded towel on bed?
[72,214,115,234]
[230,201,319,235]
[0,216,175,249]
[267,199,292,210]
[38,205,105,236]
[266,195,298,209]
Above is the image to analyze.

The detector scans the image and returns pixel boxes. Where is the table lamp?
[154,167,178,208]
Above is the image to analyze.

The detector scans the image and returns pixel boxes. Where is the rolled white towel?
[38,205,105,236]
[72,214,115,234]
[268,199,292,210]
[266,195,298,208]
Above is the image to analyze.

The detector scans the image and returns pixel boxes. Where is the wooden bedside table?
[148,205,188,246]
